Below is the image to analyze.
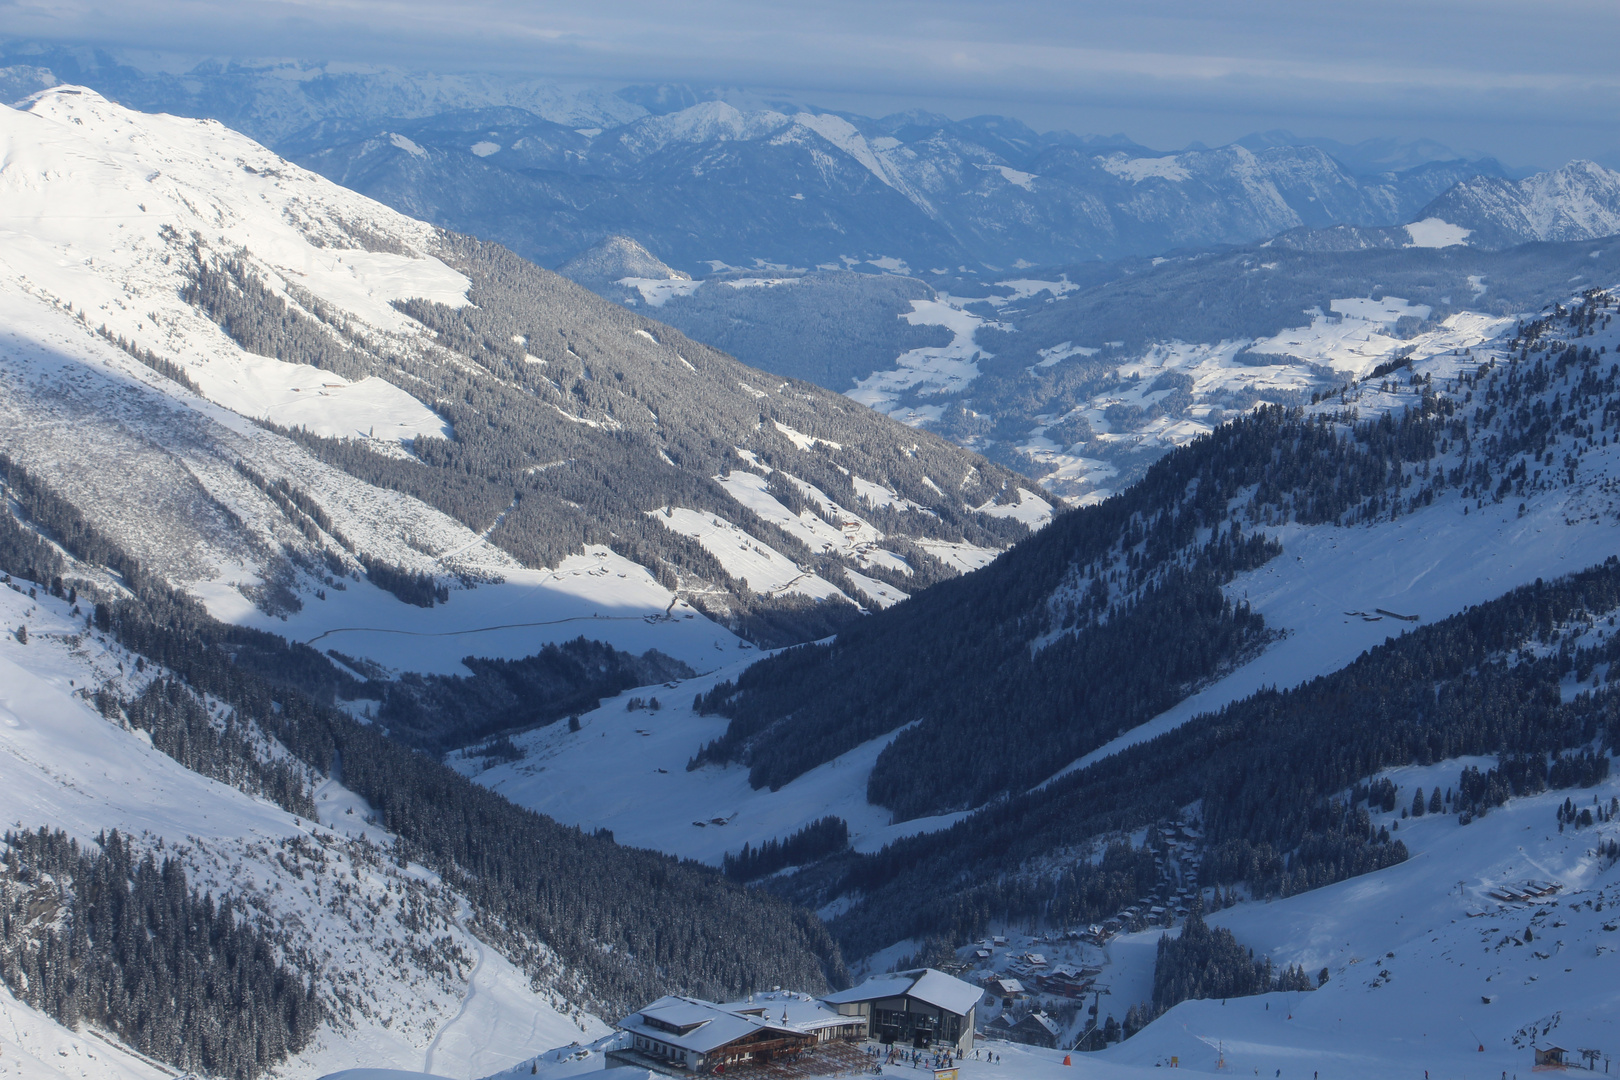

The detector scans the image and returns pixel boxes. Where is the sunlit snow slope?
[0,87,740,674]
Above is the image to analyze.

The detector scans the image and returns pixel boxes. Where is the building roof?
[617,996,800,1055]
[822,968,980,1018]
[823,975,916,1005]
[641,998,720,1033]
[618,991,859,1057]
[719,990,856,1032]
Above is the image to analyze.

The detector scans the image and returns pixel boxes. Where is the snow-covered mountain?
[0,45,1504,273]
[0,84,1037,704]
[1419,159,1620,248]
[279,103,1497,273]
[483,284,1618,870]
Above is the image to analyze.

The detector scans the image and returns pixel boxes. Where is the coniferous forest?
[0,829,322,1080]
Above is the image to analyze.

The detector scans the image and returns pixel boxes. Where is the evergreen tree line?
[1151,908,1316,1012]
[797,558,1620,958]
[113,678,319,819]
[0,828,321,1080]
[356,554,449,608]
[377,636,694,753]
[178,232,1030,647]
[722,817,850,882]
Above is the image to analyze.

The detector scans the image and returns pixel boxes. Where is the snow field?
[914,538,1004,574]
[1405,217,1473,248]
[849,298,996,418]
[458,665,973,867]
[238,546,743,678]
[0,89,469,443]
[649,506,853,605]
[615,277,702,307]
[974,487,1055,527]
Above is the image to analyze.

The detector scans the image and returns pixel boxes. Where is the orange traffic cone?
[1063,1055,1072,1066]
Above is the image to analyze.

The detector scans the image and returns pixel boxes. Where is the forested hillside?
[808,556,1619,958]
[181,222,1030,643]
[0,444,851,1068]
[697,399,1454,817]
[701,290,1620,822]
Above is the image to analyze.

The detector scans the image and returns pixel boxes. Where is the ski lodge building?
[611,969,982,1073]
[611,990,863,1074]
[821,968,981,1052]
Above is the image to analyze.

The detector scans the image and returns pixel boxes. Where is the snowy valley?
[1,47,1620,1080]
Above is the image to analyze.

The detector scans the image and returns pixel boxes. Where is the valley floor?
[511,761,1618,1080]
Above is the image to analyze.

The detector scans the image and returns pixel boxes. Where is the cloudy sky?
[4,0,1618,167]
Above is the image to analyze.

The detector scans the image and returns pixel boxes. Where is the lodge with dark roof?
[821,968,980,1052]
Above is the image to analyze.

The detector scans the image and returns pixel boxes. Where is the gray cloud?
[4,0,1617,166]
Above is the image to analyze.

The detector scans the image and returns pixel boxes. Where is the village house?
[822,968,981,1052]
[1033,964,1093,998]
[1005,1011,1062,1049]
[984,976,1025,1006]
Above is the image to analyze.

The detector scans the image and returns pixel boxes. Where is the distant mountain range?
[272,104,1503,272]
[0,44,1524,273]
